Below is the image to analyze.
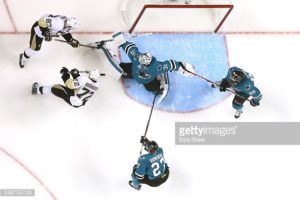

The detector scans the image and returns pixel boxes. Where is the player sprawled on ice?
[94,32,195,103]
[19,14,80,68]
[30,67,101,108]
[129,136,170,191]
[213,66,262,118]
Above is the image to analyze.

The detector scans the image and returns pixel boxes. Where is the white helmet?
[66,17,79,30]
[89,69,100,81]
[139,53,152,66]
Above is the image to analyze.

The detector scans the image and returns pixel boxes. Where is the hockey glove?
[250,98,260,107]
[68,38,79,48]
[70,68,80,79]
[140,136,149,145]
[96,40,105,49]
[219,79,229,92]
[44,30,52,42]
[60,67,69,75]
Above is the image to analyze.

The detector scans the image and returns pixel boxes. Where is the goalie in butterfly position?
[19,14,80,68]
[94,32,195,103]
[214,66,262,118]
[129,136,170,191]
[30,67,101,108]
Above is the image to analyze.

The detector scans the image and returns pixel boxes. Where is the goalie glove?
[177,62,195,77]
[67,38,79,48]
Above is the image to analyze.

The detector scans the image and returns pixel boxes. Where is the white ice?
[0,0,300,200]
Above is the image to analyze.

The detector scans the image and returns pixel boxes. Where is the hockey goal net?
[121,0,233,33]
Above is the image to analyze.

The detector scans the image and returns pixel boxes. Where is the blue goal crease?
[121,33,229,113]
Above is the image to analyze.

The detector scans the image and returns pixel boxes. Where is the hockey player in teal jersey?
[215,66,262,118]
[111,32,195,93]
[129,136,170,191]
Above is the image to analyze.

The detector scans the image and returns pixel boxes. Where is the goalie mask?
[230,69,245,82]
[89,68,100,81]
[66,17,79,30]
[145,140,158,154]
[139,53,153,66]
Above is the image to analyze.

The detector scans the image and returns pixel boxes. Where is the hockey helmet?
[145,140,158,154]
[66,17,79,30]
[89,68,100,81]
[230,68,245,82]
[139,53,153,66]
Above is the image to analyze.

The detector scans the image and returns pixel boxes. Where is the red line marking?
[223,31,300,35]
[1,31,300,35]
[223,34,231,67]
[0,146,58,200]
[3,0,17,32]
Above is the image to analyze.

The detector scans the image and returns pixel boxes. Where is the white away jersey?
[34,14,71,38]
[69,76,100,107]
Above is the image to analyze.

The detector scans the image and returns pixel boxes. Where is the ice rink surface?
[1,0,300,199]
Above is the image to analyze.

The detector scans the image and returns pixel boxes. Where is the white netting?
[121,0,233,33]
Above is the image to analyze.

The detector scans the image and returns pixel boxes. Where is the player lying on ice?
[93,32,196,103]
[30,67,101,108]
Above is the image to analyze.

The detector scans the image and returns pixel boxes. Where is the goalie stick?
[93,32,153,47]
[78,70,106,76]
[54,39,99,49]
[55,33,152,49]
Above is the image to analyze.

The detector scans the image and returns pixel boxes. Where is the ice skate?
[30,82,39,95]
[128,181,141,191]
[234,110,243,119]
[19,53,26,68]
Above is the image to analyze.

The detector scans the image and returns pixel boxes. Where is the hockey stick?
[94,33,153,47]
[139,92,159,155]
[54,39,98,49]
[182,66,250,101]
[78,70,106,76]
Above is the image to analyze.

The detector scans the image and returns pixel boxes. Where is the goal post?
[121,0,233,33]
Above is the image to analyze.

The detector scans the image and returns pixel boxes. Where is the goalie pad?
[157,72,169,104]
[101,42,124,80]
[177,62,195,77]
[112,31,127,47]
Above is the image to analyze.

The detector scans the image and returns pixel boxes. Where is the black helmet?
[230,69,245,82]
[145,140,158,154]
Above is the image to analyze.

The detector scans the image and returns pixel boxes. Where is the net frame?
[125,0,233,33]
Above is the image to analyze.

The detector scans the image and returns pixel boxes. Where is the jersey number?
[77,87,94,104]
[151,158,165,177]
[46,19,52,27]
